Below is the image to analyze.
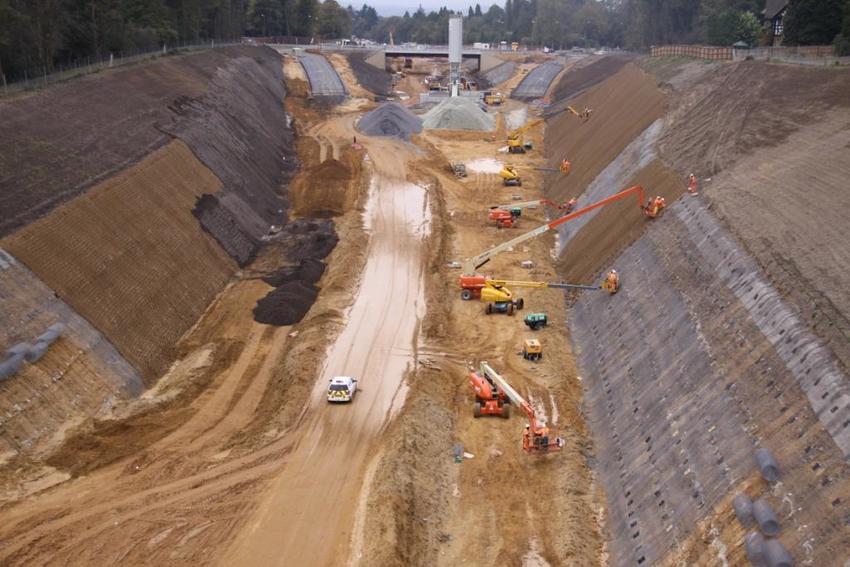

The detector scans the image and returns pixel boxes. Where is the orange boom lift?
[461,185,665,304]
[469,362,563,454]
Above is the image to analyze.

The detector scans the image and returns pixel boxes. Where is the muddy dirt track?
[225,134,430,566]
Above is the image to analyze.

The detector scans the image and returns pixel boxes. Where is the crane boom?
[463,185,649,274]
[487,279,600,291]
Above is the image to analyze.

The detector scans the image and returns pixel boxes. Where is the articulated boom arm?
[492,199,567,211]
[507,118,545,140]
[480,362,562,453]
[487,279,600,291]
[480,362,531,417]
[463,185,648,275]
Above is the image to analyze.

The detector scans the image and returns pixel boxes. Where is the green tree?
[735,11,762,45]
[783,0,843,45]
[292,0,317,36]
[316,0,350,38]
[835,0,850,54]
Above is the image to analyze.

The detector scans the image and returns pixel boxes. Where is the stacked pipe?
[0,323,65,380]
[734,448,794,567]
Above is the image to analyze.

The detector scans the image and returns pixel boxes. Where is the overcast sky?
[352,1,502,17]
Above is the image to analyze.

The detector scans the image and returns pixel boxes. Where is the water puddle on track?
[227,173,431,567]
[466,157,504,174]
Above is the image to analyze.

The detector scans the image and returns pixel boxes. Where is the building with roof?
[764,0,789,46]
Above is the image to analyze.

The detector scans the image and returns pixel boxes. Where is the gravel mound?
[423,97,495,131]
[357,102,423,139]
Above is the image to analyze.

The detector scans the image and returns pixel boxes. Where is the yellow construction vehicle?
[498,160,571,185]
[506,118,545,153]
[484,91,504,105]
[522,339,542,361]
[474,278,610,315]
[499,165,522,186]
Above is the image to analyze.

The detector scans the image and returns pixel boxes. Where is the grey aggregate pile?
[422,96,495,131]
[357,102,423,139]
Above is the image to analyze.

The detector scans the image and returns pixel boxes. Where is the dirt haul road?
[225,129,430,565]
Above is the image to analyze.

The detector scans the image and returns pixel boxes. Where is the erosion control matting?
[357,102,422,139]
[422,97,494,131]
[477,61,516,89]
[571,197,850,566]
[511,60,564,100]
[345,51,392,96]
[1,140,237,381]
[0,46,283,240]
[164,49,297,265]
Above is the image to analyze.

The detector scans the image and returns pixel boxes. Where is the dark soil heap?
[253,218,338,326]
[357,102,422,139]
[253,281,319,326]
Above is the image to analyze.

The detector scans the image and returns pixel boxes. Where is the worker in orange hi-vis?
[687,173,698,195]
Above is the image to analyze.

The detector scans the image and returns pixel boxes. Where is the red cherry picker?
[469,361,563,454]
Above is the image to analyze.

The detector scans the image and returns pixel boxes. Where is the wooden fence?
[650,45,733,60]
[651,44,838,63]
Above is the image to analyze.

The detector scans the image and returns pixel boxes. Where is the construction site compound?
[0,36,849,567]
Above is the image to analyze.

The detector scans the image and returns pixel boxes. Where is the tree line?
[2,0,850,82]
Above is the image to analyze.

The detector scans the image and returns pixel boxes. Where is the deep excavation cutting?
[469,362,563,454]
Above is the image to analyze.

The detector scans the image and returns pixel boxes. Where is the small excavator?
[498,160,571,186]
[462,185,662,310]
[469,361,563,454]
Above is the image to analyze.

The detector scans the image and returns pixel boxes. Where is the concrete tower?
[448,16,463,96]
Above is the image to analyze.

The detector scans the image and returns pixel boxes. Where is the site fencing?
[650,44,733,60]
[1,39,243,98]
[651,43,849,66]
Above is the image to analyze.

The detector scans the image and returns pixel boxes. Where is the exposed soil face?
[0,46,283,240]
[656,59,850,177]
[544,64,665,212]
